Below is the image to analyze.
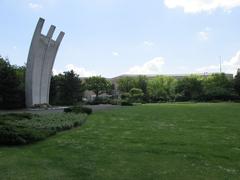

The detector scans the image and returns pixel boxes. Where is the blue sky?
[1,0,240,77]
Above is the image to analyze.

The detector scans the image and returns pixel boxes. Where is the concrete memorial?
[25,18,65,108]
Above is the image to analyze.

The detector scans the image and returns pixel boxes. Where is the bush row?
[0,112,89,146]
[64,106,92,115]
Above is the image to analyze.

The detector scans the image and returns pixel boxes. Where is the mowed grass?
[1,103,240,180]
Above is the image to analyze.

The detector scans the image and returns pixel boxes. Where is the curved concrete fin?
[35,18,45,35]
[26,17,65,107]
[56,31,65,44]
[47,25,56,39]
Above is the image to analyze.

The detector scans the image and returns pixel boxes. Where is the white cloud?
[52,68,61,75]
[112,51,119,56]
[28,3,43,10]
[198,27,211,41]
[66,64,97,77]
[199,31,209,41]
[222,51,240,73]
[53,64,97,77]
[164,0,240,13]
[144,41,155,47]
[126,57,165,74]
[196,51,240,74]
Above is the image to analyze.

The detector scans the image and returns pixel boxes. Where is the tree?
[134,76,148,101]
[49,74,61,105]
[50,70,85,105]
[85,76,112,98]
[176,76,203,101]
[203,73,235,101]
[0,57,25,109]
[148,76,177,102]
[117,76,149,101]
[117,76,136,93]
[234,70,240,96]
[14,65,26,92]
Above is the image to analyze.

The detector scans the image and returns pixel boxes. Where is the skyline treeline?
[1,57,240,109]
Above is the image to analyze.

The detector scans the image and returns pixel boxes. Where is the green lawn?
[1,103,240,180]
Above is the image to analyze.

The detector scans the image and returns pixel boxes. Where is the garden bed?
[0,112,88,145]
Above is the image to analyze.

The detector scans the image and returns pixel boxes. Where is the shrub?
[64,106,92,115]
[0,123,55,145]
[0,113,36,121]
[86,97,119,105]
[17,113,88,132]
[32,103,51,109]
[202,87,238,101]
[88,98,109,105]
[0,113,87,146]
[72,106,92,115]
[175,93,189,102]
[121,93,131,100]
[108,99,120,105]
[129,88,144,103]
[64,108,72,113]
[121,100,133,106]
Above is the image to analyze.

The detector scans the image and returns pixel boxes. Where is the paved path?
[0,105,122,114]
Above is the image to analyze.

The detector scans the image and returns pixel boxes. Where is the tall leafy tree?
[85,76,112,98]
[135,76,148,101]
[203,73,234,100]
[148,76,177,102]
[0,57,25,109]
[117,76,136,93]
[49,74,62,105]
[50,70,85,105]
[176,76,203,101]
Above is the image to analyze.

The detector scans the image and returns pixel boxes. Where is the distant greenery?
[203,73,236,101]
[0,112,87,145]
[117,76,136,93]
[1,56,240,109]
[148,76,177,102]
[120,88,144,105]
[175,76,204,101]
[0,103,240,179]
[118,76,148,100]
[118,73,240,103]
